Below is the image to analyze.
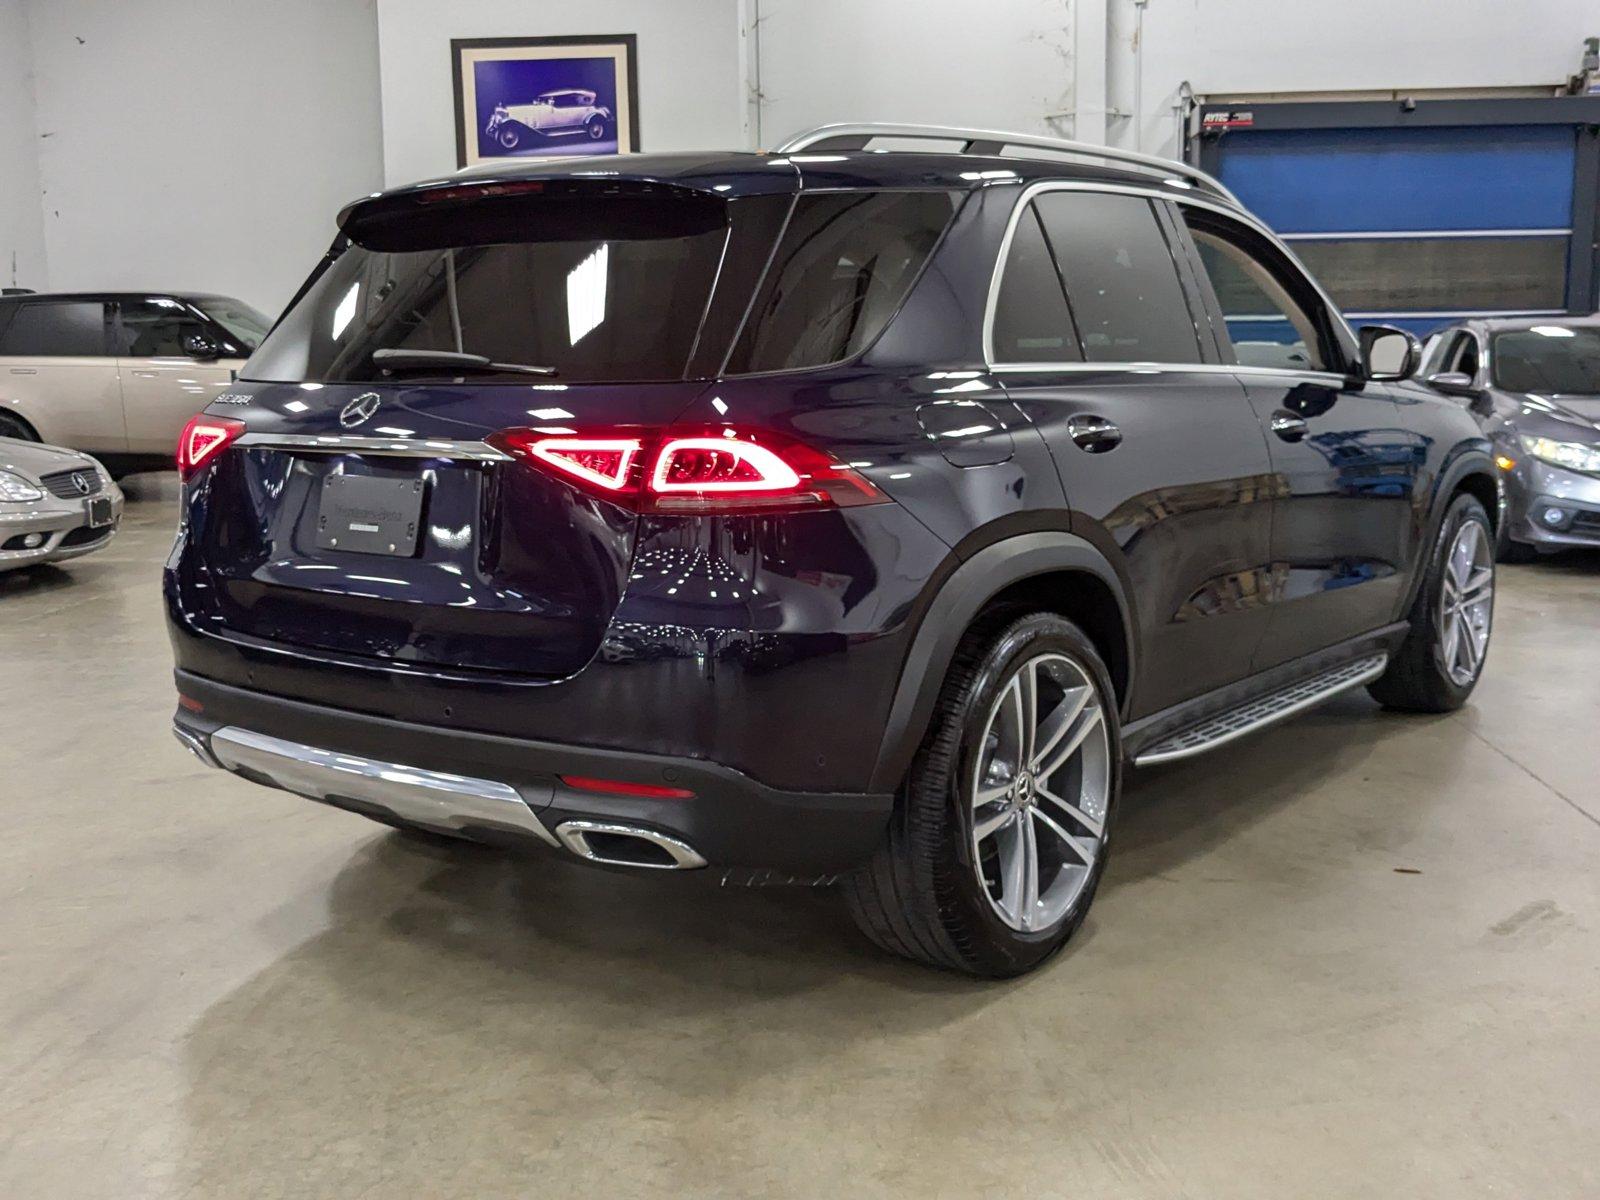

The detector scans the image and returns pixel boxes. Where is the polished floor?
[4,476,1598,1199]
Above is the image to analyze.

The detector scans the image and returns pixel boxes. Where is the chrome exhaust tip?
[554,820,706,870]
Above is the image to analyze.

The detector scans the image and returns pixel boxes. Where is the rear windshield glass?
[725,190,959,374]
[244,191,728,384]
[1491,327,1600,394]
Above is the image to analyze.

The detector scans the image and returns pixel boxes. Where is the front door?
[990,188,1278,718]
[112,299,240,455]
[1175,204,1417,669]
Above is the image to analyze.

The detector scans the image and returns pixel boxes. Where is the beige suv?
[0,292,271,476]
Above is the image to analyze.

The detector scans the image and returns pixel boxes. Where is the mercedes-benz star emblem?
[339,392,382,429]
[70,472,91,495]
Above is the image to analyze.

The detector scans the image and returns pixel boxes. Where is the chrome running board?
[207,726,559,846]
[1133,654,1388,766]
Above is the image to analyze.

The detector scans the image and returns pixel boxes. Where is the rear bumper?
[173,670,892,876]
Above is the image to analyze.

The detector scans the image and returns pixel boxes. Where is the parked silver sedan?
[0,436,124,571]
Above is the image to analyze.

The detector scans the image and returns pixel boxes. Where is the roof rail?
[775,123,1238,205]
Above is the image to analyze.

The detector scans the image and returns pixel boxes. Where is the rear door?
[0,298,124,452]
[991,186,1277,719]
[1173,202,1417,668]
[112,298,238,454]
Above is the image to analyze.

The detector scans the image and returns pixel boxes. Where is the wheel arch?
[0,404,41,441]
[868,531,1134,793]
[1397,444,1498,616]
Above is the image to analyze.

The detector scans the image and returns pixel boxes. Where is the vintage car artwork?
[485,89,613,149]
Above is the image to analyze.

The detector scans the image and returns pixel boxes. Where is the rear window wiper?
[370,348,558,377]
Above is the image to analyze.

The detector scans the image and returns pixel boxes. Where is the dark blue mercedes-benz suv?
[168,124,1499,976]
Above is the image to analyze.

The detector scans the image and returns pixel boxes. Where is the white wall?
[755,0,1600,159]
[24,0,385,315]
[0,0,47,290]
[375,0,746,187]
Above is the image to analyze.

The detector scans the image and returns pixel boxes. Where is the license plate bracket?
[315,474,424,557]
[87,496,114,528]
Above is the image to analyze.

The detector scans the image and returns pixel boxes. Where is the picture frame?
[451,34,640,168]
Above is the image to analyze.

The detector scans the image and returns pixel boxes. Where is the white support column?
[1073,0,1111,145]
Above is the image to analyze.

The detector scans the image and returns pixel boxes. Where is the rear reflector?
[560,774,695,800]
[489,425,887,514]
[177,414,246,480]
[177,694,204,714]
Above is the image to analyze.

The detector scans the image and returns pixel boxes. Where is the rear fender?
[868,531,1133,793]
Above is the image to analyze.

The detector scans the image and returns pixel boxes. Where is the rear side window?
[245,191,730,384]
[0,301,110,357]
[1032,191,1201,364]
[726,190,959,374]
[991,204,1082,363]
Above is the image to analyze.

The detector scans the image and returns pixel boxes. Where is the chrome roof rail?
[775,122,1238,205]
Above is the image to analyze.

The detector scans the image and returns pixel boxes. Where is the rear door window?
[0,300,111,357]
[245,190,732,384]
[725,190,959,374]
[1032,191,1201,364]
[990,203,1082,363]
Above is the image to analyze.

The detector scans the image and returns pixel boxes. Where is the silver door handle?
[132,370,160,378]
[8,367,36,375]
[1270,411,1309,442]
[1066,413,1122,453]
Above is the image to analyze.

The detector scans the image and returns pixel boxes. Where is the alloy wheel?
[970,652,1111,932]
[1437,519,1494,686]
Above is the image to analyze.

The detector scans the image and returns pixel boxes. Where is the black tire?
[0,411,39,442]
[587,116,607,141]
[844,612,1122,977]
[498,125,522,150]
[1368,492,1494,713]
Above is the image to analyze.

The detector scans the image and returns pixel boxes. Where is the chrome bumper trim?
[205,725,558,845]
[173,725,222,769]
[234,432,510,461]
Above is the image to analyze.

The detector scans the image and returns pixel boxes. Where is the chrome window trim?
[233,432,511,461]
[982,180,1360,377]
[987,361,1352,385]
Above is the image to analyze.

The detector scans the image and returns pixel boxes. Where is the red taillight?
[177,414,245,480]
[488,426,887,514]
[560,774,695,800]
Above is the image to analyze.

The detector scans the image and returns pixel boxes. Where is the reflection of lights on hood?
[1530,326,1576,338]
[282,400,309,414]
[567,243,608,345]
[331,282,359,339]
[934,379,991,394]
[528,407,574,419]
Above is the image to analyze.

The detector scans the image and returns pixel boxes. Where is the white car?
[0,291,271,477]
[486,89,612,150]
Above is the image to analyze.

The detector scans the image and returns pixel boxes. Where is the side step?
[1133,654,1389,767]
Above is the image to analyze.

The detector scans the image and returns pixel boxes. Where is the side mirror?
[182,332,220,360]
[1424,371,1481,398]
[1358,324,1420,382]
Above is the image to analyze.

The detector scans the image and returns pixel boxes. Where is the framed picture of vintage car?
[451,34,640,167]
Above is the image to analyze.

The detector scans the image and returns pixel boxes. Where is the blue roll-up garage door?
[1211,124,1580,338]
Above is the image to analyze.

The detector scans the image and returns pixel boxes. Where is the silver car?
[1419,316,1600,561]
[0,436,124,572]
